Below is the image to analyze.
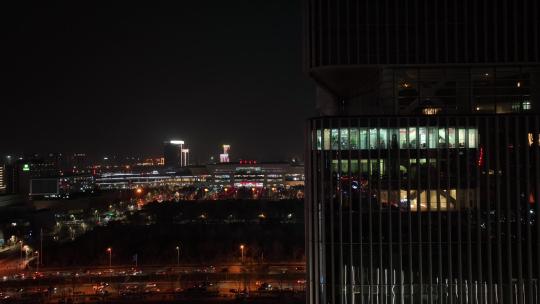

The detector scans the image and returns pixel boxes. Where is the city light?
[175,245,181,265]
[169,140,184,145]
[106,247,112,268]
[240,244,245,263]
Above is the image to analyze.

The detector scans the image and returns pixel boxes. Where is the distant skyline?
[1,1,315,161]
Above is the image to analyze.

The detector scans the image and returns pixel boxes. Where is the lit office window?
[408,127,417,148]
[323,129,331,150]
[369,128,378,149]
[438,128,447,147]
[458,128,467,148]
[316,130,322,150]
[448,128,456,148]
[399,128,407,148]
[359,129,368,149]
[349,128,359,149]
[468,128,477,148]
[331,129,339,150]
[428,127,438,148]
[316,127,479,150]
[339,129,349,150]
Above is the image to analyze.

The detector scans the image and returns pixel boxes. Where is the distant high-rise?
[181,148,190,167]
[304,1,540,303]
[0,164,5,194]
[71,153,88,171]
[220,144,231,163]
[163,140,185,169]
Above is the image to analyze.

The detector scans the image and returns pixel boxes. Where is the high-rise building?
[71,153,89,171]
[0,164,5,194]
[220,144,231,163]
[163,140,186,169]
[2,161,31,195]
[181,148,190,167]
[304,1,540,303]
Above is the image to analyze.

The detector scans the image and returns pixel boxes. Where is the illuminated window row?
[315,127,478,150]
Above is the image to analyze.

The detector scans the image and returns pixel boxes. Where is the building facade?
[95,162,304,190]
[304,1,540,303]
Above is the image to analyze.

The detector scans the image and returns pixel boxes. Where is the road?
[0,262,306,303]
[0,245,34,276]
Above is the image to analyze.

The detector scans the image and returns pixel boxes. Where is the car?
[257,282,272,291]
[92,282,109,294]
[31,272,44,279]
[155,269,168,275]
[144,283,160,293]
[236,291,249,299]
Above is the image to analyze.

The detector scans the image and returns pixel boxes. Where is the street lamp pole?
[240,245,245,264]
[40,228,43,266]
[35,251,39,273]
[19,241,23,269]
[175,245,180,266]
[106,247,112,269]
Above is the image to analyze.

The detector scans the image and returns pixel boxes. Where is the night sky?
[1,1,315,163]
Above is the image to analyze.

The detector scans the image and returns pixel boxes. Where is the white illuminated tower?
[181,148,189,167]
[220,144,230,163]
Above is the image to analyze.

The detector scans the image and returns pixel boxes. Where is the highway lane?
[0,245,27,276]
[0,261,304,276]
[0,262,305,286]
[0,269,306,303]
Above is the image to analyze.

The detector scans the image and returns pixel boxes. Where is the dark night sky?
[1,1,315,162]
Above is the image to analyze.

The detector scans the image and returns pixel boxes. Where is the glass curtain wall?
[306,115,540,304]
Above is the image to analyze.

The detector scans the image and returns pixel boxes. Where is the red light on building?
[477,147,484,167]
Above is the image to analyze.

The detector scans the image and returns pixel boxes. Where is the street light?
[19,241,23,269]
[23,245,30,260]
[35,251,39,273]
[175,245,181,266]
[240,244,245,264]
[106,247,112,268]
